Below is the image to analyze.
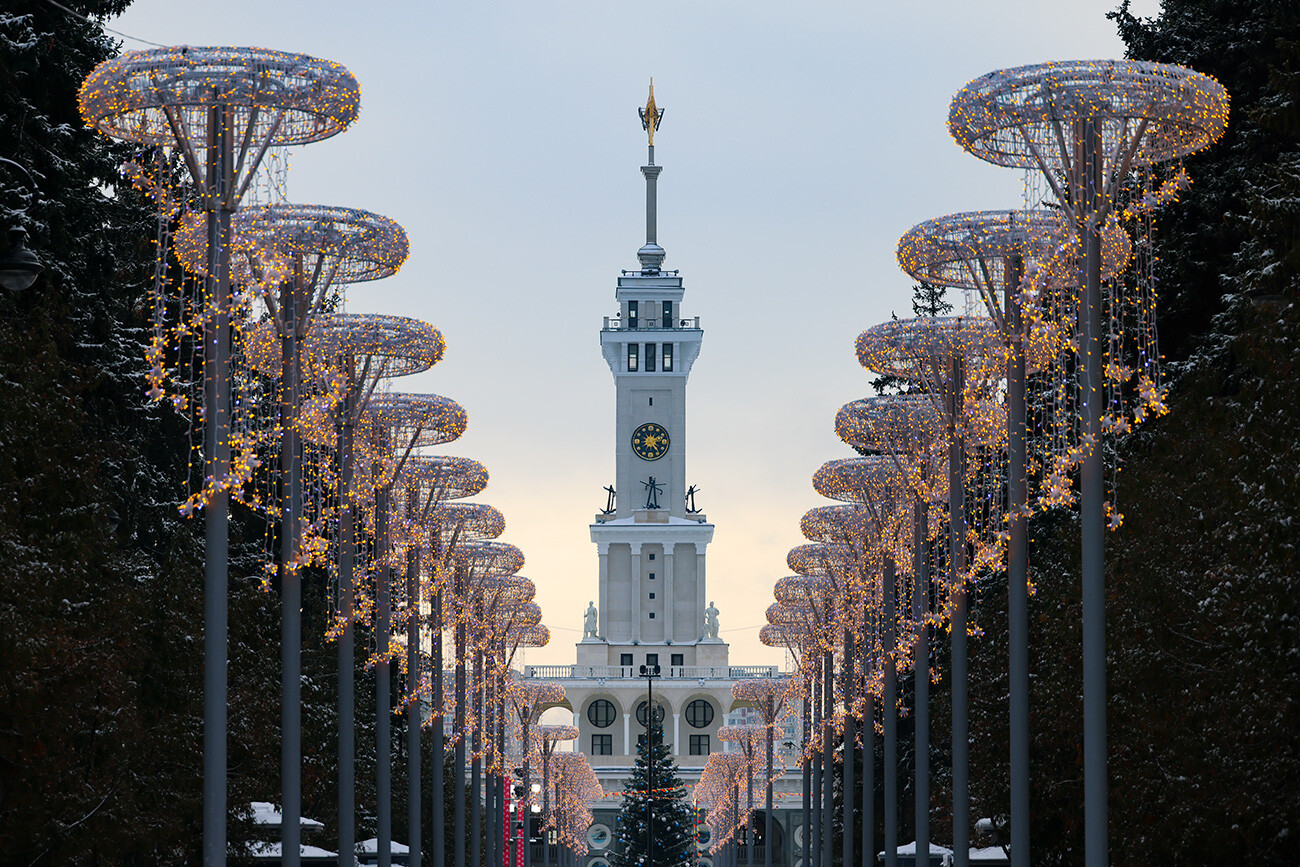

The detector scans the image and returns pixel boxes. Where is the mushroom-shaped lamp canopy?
[80,46,361,147]
[948,59,1230,171]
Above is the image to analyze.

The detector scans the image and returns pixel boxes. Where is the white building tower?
[582,80,724,673]
[522,87,795,867]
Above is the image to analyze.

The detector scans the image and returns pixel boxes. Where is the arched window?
[587,699,616,728]
[685,699,714,728]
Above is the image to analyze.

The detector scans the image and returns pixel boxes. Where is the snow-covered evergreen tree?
[610,712,696,867]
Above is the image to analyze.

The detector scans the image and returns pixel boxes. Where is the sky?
[109,0,1160,669]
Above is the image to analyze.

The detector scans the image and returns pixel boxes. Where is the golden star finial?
[639,78,663,146]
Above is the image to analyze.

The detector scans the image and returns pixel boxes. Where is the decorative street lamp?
[79,47,360,865]
[0,159,43,292]
[949,59,1229,867]
[0,226,42,292]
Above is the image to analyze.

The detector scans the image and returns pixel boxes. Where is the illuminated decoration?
[506,679,567,825]
[185,199,414,867]
[450,540,526,578]
[370,392,469,452]
[531,724,579,855]
[855,316,1012,867]
[173,203,408,290]
[312,313,445,380]
[948,59,1229,867]
[79,44,361,863]
[811,456,893,502]
[948,60,1228,175]
[849,326,1010,599]
[897,208,1084,867]
[695,753,750,852]
[79,46,360,152]
[835,395,941,459]
[398,455,489,502]
[717,724,770,866]
[546,752,605,852]
[422,502,505,549]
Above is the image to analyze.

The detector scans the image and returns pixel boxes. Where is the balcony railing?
[522,664,781,680]
[602,316,701,331]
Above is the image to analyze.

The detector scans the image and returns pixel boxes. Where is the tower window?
[645,343,656,372]
[648,592,655,599]
[648,552,655,560]
[648,397,653,406]
[627,343,638,372]
[620,653,633,667]
[648,612,656,619]
[663,343,673,372]
[628,300,638,329]
[649,572,655,580]
[662,300,673,325]
[671,653,684,667]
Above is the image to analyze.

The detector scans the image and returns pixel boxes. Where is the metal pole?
[489,661,500,867]
[455,566,467,867]
[1079,117,1109,867]
[863,592,874,867]
[485,661,496,867]
[801,686,810,867]
[202,101,233,867]
[843,629,856,867]
[913,500,929,867]
[1005,253,1030,867]
[281,258,303,867]
[642,665,657,867]
[498,693,508,867]
[408,512,422,867]
[732,783,740,867]
[472,652,483,867]
[883,559,897,867]
[746,748,755,867]
[541,746,551,867]
[810,667,820,867]
[949,354,968,867]
[820,652,832,867]
[765,699,774,867]
[338,372,357,867]
[521,709,532,867]
[377,486,393,867]
[432,579,445,867]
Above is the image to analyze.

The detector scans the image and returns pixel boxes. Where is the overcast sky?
[111,0,1159,669]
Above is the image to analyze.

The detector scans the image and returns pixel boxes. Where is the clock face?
[631,422,670,461]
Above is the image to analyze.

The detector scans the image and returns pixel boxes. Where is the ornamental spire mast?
[637,78,666,273]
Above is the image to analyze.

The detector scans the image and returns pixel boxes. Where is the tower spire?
[637,79,666,273]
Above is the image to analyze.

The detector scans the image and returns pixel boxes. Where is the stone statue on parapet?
[583,601,598,639]
[704,600,720,639]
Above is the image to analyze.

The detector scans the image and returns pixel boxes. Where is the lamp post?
[0,158,43,292]
[639,663,662,867]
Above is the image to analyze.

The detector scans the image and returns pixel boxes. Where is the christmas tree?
[610,709,696,867]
